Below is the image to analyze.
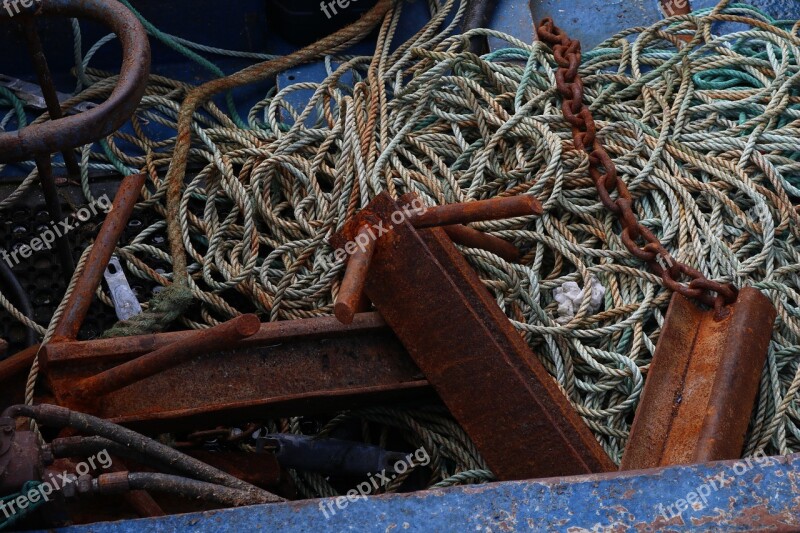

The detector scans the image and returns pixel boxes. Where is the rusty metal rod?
[18,15,82,178]
[411,195,542,228]
[443,224,520,262]
[335,224,377,325]
[51,173,145,342]
[34,154,75,273]
[44,312,389,365]
[72,314,261,400]
[0,344,38,383]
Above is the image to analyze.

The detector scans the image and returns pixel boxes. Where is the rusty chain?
[536,18,738,310]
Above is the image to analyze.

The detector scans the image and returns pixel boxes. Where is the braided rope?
[2,1,800,494]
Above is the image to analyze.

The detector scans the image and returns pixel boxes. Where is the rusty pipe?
[34,154,75,273]
[50,172,146,342]
[0,0,150,162]
[335,224,377,325]
[17,15,82,177]
[71,314,261,400]
[442,225,521,262]
[411,196,542,229]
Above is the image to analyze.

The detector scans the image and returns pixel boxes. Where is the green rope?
[0,481,45,531]
[116,0,247,129]
[0,86,28,128]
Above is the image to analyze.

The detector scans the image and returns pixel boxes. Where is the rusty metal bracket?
[332,193,616,480]
[620,288,777,469]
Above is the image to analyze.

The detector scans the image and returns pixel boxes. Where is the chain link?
[536,18,738,309]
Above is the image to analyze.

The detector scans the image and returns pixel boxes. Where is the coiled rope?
[2,0,800,494]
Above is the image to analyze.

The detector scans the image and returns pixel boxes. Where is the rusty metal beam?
[42,313,432,432]
[67,315,261,404]
[334,193,615,480]
[621,288,776,469]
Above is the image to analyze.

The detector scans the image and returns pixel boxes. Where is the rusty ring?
[0,0,151,163]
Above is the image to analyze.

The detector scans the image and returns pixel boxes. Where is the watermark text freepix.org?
[319,447,431,519]
[332,197,426,263]
[320,0,361,20]
[3,0,38,17]
[0,448,113,519]
[656,450,772,521]
[1,194,112,268]
[661,0,689,16]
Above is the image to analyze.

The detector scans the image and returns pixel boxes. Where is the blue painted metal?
[54,453,800,532]
[527,0,666,49]
[693,0,800,20]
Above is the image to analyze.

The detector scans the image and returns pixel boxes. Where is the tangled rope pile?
[2,0,800,495]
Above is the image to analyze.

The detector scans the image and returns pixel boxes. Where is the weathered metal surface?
[0,344,39,383]
[529,0,665,50]
[621,288,777,469]
[334,225,376,325]
[0,427,42,495]
[106,459,166,518]
[441,224,521,262]
[51,173,146,342]
[409,195,542,229]
[334,193,615,480]
[51,452,800,532]
[66,314,261,405]
[182,451,282,489]
[0,0,150,162]
[32,154,76,273]
[43,313,432,432]
[44,312,388,364]
[18,15,82,178]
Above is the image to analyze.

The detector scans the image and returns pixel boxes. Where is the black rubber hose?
[50,436,188,475]
[50,435,253,484]
[461,0,499,55]
[91,472,271,507]
[4,404,283,503]
[0,258,38,348]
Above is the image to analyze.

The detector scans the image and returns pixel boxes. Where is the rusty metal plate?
[621,288,777,469]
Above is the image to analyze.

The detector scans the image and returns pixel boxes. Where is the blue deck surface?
[57,452,800,532]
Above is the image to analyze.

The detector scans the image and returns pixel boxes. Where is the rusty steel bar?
[443,224,520,262]
[70,314,261,401]
[335,193,615,480]
[410,195,542,229]
[0,0,150,162]
[51,172,146,342]
[34,154,75,273]
[620,288,776,470]
[44,312,389,365]
[42,313,429,432]
[0,344,38,384]
[18,15,82,177]
[335,224,377,325]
